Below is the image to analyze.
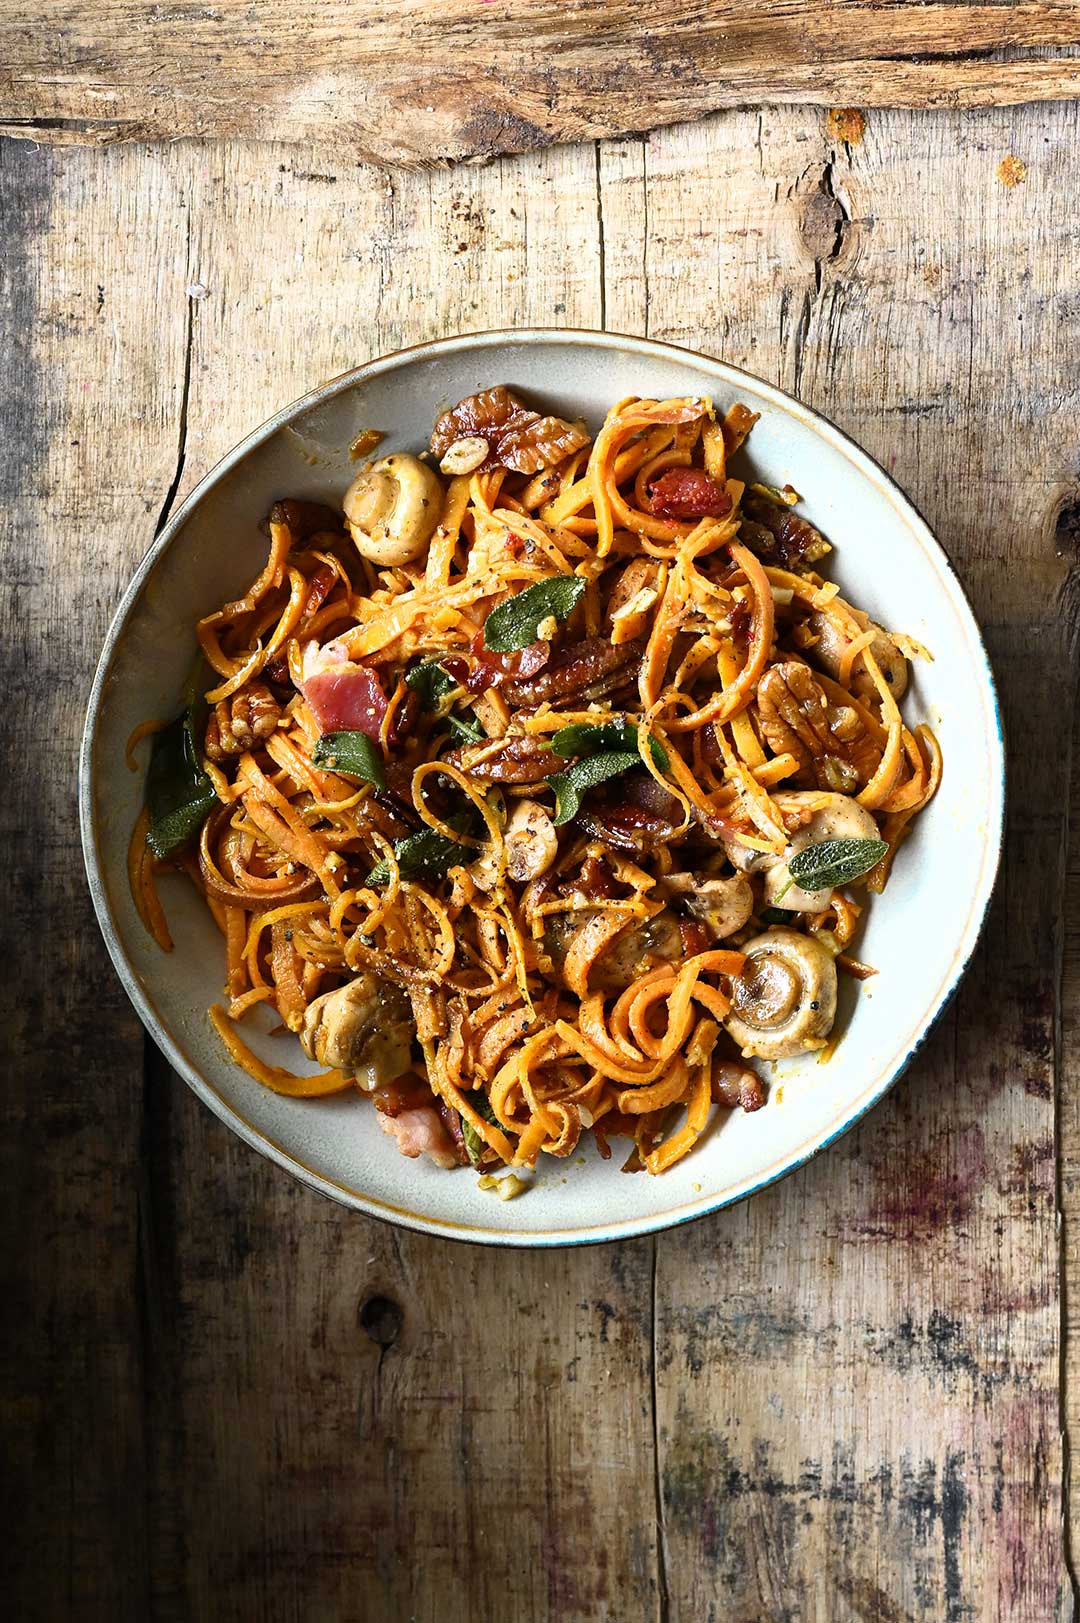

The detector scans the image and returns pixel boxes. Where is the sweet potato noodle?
[131,387,941,1181]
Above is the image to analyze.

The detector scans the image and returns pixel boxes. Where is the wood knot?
[1054,497,1080,562]
[798,162,850,272]
[359,1295,403,1349]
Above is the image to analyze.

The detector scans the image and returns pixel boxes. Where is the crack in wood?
[155,238,194,538]
[651,1237,670,1623]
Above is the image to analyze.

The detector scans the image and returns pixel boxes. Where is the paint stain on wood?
[827,108,867,147]
[997,155,1028,188]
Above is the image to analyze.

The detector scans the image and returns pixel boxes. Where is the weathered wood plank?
[0,140,190,1620]
[132,138,663,1623]
[1061,583,1080,1591]
[597,102,1075,1620]
[7,93,1076,1622]
[2,2,1080,163]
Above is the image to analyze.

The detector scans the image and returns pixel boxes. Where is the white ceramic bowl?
[81,331,1004,1246]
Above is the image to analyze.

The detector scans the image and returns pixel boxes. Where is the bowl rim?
[80,327,1006,1247]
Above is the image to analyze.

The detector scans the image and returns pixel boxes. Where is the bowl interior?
[82,332,1003,1244]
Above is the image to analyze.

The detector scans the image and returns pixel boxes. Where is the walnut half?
[756,660,877,791]
[205,682,280,760]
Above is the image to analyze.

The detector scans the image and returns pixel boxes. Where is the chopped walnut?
[756,661,877,790]
[205,682,280,760]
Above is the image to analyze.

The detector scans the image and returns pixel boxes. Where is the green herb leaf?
[550,720,668,771]
[365,822,474,888]
[786,836,889,893]
[312,731,386,791]
[461,1090,503,1166]
[146,710,217,860]
[759,907,792,926]
[548,750,640,826]
[446,711,485,744]
[483,576,585,653]
[749,481,801,508]
[406,660,456,707]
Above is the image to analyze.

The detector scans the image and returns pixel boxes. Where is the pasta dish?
[131,386,940,1182]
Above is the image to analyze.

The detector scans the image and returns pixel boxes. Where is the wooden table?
[4,22,1080,1619]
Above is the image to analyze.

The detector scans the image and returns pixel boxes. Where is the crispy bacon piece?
[648,467,732,520]
[579,773,682,853]
[269,499,342,540]
[373,1074,436,1116]
[501,636,641,707]
[377,1107,460,1168]
[431,385,589,475]
[302,640,389,740]
[712,1060,766,1113]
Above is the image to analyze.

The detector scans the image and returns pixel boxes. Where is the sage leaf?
[146,710,217,860]
[312,730,386,791]
[550,720,668,770]
[759,907,792,926]
[365,812,476,887]
[406,661,456,707]
[786,836,889,892]
[483,575,585,652]
[446,711,485,744]
[461,1090,503,1166]
[548,750,640,826]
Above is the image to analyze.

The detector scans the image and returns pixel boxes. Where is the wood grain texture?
[601,104,1078,1620]
[0,139,189,1621]
[3,2,1080,163]
[3,94,1079,1623]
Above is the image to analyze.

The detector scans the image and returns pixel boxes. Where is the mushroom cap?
[300,974,413,1088]
[724,928,838,1059]
[343,453,443,567]
[734,791,882,913]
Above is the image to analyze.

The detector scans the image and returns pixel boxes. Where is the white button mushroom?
[724,928,838,1059]
[725,791,883,913]
[504,798,559,883]
[343,453,444,567]
[300,975,413,1091]
[806,610,908,701]
[673,874,754,939]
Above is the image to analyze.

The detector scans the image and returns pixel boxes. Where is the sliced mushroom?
[300,974,413,1092]
[806,610,908,702]
[343,453,443,567]
[724,929,837,1059]
[504,798,558,883]
[541,907,684,992]
[684,874,754,940]
[725,792,882,913]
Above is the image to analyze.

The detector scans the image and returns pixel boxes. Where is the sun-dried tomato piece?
[461,629,551,694]
[678,918,713,956]
[648,467,732,520]
[301,562,338,620]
